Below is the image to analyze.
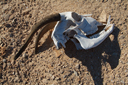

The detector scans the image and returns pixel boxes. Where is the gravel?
[0,0,128,85]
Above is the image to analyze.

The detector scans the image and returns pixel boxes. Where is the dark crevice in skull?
[86,25,106,38]
[63,30,77,38]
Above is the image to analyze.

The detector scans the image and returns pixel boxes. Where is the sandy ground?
[0,0,128,85]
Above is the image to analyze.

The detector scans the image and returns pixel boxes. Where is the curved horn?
[35,22,57,54]
[14,13,61,60]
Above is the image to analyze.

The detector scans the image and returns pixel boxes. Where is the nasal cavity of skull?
[72,12,81,22]
[68,30,77,38]
[66,20,76,30]
[63,30,77,38]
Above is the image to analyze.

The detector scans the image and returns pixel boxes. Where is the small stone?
[32,9,39,17]
[55,77,61,81]
[4,14,10,21]
[7,63,11,66]
[2,4,8,12]
[75,64,80,69]
[35,83,39,85]
[14,76,19,82]
[109,35,114,41]
[28,82,31,84]
[40,11,43,14]
[23,81,27,84]
[0,24,2,28]
[74,70,78,76]
[22,8,32,15]
[3,63,7,69]
[12,72,15,75]
[3,59,6,63]
[9,15,14,20]
[60,70,64,74]
[63,75,67,78]
[28,14,32,18]
[23,53,28,58]
[52,75,55,80]
[21,63,25,66]
[15,71,18,75]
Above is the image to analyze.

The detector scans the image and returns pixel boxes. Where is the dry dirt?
[0,0,128,85]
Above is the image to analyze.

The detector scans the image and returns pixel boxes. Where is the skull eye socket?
[72,12,81,22]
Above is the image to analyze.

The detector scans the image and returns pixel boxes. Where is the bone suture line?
[35,22,57,54]
[14,13,61,60]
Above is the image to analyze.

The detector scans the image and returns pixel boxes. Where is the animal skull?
[14,12,114,60]
[52,12,114,50]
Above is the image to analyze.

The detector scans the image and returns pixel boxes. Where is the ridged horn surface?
[14,13,61,60]
[35,22,57,54]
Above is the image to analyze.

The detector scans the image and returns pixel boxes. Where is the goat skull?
[14,12,114,60]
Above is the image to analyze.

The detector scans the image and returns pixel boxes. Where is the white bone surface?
[51,12,114,50]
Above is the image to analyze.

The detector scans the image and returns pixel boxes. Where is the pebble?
[2,4,8,12]
[22,8,32,15]
[3,63,7,69]
[21,63,25,66]
[23,81,27,84]
[7,63,11,66]
[23,53,28,58]
[9,15,14,20]
[63,75,67,78]
[12,72,15,75]
[28,82,31,84]
[55,77,61,81]
[75,64,80,69]
[4,14,10,21]
[109,35,114,41]
[3,59,6,63]
[51,75,55,80]
[32,9,39,17]
[14,76,19,82]
[35,83,39,85]
[74,70,78,76]
[0,24,2,28]
[40,11,43,14]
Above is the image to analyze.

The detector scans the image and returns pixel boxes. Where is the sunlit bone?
[14,12,114,60]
